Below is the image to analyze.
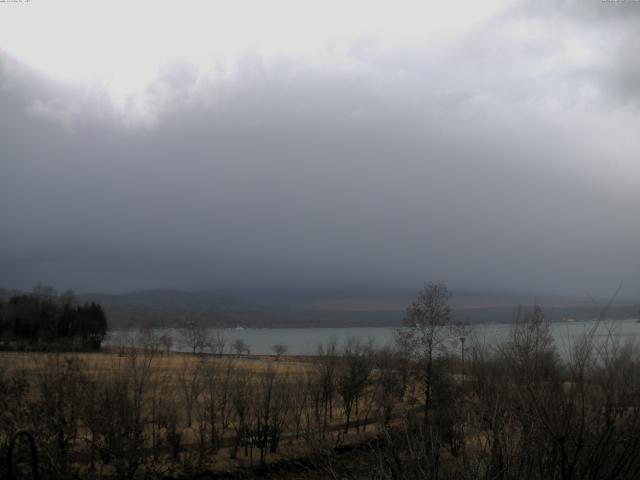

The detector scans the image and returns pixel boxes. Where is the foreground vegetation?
[2,284,640,479]
[0,343,407,479]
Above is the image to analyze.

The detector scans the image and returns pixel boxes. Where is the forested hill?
[1,287,634,329]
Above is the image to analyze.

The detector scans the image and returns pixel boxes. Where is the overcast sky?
[1,0,639,297]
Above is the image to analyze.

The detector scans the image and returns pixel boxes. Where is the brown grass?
[0,350,313,381]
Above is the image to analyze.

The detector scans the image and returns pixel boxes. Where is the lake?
[106,318,640,356]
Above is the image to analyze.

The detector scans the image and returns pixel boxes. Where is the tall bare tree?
[396,283,458,426]
[337,339,372,433]
[209,326,227,356]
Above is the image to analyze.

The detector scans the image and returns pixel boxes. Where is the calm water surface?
[107,318,640,356]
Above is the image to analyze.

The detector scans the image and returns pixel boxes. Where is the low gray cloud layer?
[1,1,639,296]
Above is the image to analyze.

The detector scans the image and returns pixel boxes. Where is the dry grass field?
[0,346,406,478]
[0,350,313,382]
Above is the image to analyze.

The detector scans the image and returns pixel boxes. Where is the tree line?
[0,286,108,350]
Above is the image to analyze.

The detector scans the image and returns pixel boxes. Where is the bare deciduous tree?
[232,338,249,356]
[272,344,288,360]
[396,283,458,425]
[209,326,226,356]
[371,347,405,426]
[159,333,173,355]
[337,339,372,433]
[180,320,210,355]
[316,339,338,438]
[177,357,204,428]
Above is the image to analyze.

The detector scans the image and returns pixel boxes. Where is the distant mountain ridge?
[1,287,638,328]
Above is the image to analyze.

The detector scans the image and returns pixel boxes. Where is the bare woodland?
[2,284,640,479]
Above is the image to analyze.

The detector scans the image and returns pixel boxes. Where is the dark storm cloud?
[0,2,639,297]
